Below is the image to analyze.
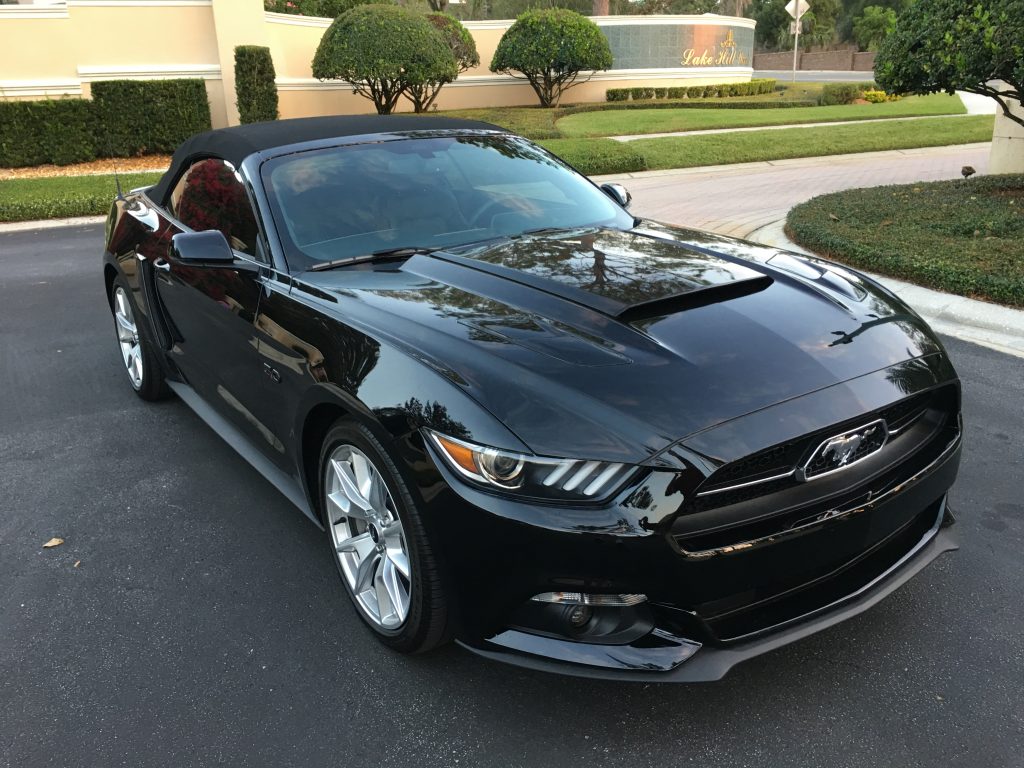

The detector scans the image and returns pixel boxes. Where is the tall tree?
[875,0,1024,127]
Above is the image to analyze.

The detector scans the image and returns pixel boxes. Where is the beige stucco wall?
[1,1,754,126]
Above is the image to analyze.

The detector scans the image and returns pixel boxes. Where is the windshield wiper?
[308,246,437,273]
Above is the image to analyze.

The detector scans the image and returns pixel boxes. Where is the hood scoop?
[431,229,771,321]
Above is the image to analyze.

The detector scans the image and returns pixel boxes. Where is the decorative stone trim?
[0,4,70,20]
[77,64,221,81]
[0,79,83,97]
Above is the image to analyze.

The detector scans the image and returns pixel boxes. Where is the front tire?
[319,420,452,653]
[110,277,170,402]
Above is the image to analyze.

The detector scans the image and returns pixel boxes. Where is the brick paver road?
[597,142,991,241]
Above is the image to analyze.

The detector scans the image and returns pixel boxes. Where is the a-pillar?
[210,0,271,127]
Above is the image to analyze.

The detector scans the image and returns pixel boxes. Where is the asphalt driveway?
[1,224,1022,768]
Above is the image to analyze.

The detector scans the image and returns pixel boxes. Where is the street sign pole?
[792,7,801,82]
[785,0,810,83]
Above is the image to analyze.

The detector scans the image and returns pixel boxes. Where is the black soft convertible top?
[149,114,503,205]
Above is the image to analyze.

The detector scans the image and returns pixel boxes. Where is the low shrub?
[703,85,719,98]
[863,89,900,103]
[630,87,655,100]
[0,100,96,167]
[666,87,685,99]
[606,88,629,101]
[786,174,1024,307]
[687,85,705,98]
[91,79,212,156]
[654,87,667,99]
[235,46,279,124]
[818,82,861,106]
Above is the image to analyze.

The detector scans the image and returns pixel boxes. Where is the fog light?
[531,592,647,607]
[568,604,592,628]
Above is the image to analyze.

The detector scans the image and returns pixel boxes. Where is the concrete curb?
[0,215,104,234]
[748,219,1024,359]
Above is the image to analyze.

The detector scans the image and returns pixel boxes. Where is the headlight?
[426,430,635,502]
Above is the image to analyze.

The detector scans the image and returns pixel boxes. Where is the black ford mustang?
[102,115,961,680]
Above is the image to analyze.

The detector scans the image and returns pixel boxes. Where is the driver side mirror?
[171,230,236,265]
[600,183,632,209]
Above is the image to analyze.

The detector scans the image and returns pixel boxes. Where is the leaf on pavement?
[73,560,81,568]
[42,537,64,548]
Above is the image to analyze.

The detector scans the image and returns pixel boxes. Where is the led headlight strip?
[427,431,634,501]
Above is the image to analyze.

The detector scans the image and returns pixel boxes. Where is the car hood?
[300,225,946,464]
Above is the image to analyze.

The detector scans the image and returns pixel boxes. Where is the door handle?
[153,258,171,272]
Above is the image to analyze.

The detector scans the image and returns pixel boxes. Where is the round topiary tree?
[405,13,480,113]
[312,4,457,115]
[490,9,613,108]
[875,0,1023,128]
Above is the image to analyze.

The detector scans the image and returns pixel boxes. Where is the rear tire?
[110,277,171,402]
[319,419,452,653]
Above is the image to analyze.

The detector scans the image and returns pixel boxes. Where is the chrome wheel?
[113,286,143,390]
[325,444,412,630]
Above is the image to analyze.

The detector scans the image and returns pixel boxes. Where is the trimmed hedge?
[235,46,279,124]
[607,79,776,102]
[786,175,1024,308]
[0,79,211,167]
[92,80,211,156]
[0,100,96,167]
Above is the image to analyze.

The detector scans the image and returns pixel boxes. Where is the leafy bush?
[405,13,479,113]
[91,79,211,156]
[687,85,705,98]
[631,87,655,100]
[667,87,685,99]
[490,9,612,107]
[0,100,96,167]
[235,46,279,124]
[606,88,629,101]
[786,174,1024,307]
[264,0,372,17]
[703,85,719,98]
[313,4,456,114]
[818,82,861,106]
[654,88,667,99]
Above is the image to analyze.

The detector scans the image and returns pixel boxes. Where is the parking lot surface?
[1,224,1022,767]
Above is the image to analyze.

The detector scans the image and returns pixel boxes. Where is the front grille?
[675,384,959,551]
[692,386,951,511]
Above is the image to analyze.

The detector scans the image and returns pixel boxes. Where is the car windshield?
[261,134,634,271]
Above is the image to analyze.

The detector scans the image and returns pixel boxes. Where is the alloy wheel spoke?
[336,530,374,559]
[333,459,374,513]
[353,550,379,594]
[381,557,408,623]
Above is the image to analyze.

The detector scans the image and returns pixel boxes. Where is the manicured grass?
[629,115,993,172]
[787,175,1024,308]
[556,94,966,137]
[0,172,162,222]
[537,139,648,176]
[440,107,562,139]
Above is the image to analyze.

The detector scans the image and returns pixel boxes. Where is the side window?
[168,158,261,258]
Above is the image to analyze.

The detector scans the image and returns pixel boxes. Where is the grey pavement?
[2,223,1023,768]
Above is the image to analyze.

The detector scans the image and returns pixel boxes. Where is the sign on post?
[785,0,810,82]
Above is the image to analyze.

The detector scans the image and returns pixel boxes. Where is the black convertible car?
[102,115,961,680]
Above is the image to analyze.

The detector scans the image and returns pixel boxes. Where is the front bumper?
[457,499,956,681]
[419,396,961,681]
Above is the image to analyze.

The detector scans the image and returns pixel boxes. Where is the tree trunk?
[592,0,609,16]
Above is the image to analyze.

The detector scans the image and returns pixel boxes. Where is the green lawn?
[0,172,162,222]
[628,115,993,172]
[787,175,1024,308]
[555,93,966,138]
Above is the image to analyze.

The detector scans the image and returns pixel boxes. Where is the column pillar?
[210,0,271,127]
[989,86,1024,174]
